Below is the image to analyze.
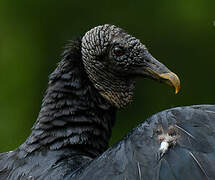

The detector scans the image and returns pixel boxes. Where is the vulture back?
[70,105,215,180]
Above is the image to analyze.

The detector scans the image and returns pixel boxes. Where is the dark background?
[0,0,214,152]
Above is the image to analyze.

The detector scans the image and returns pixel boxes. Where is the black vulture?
[0,24,215,180]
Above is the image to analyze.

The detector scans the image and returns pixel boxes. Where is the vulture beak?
[136,51,180,94]
[146,67,180,94]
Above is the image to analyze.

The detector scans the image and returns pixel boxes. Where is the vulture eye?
[113,46,124,57]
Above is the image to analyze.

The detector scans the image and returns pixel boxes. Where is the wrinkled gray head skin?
[81,24,179,108]
[82,24,144,108]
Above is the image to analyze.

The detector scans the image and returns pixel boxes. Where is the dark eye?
[113,46,124,56]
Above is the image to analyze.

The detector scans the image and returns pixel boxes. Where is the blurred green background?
[0,0,214,152]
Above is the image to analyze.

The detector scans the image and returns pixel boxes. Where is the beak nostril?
[145,59,150,63]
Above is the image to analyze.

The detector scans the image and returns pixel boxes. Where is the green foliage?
[0,0,214,151]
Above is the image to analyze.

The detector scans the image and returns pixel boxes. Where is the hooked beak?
[135,51,180,94]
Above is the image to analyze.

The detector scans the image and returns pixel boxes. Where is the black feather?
[1,25,215,180]
[71,105,215,180]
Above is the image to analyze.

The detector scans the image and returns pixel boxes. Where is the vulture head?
[81,24,180,108]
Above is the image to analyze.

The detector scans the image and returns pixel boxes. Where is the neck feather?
[20,39,116,158]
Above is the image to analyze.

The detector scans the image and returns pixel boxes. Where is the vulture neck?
[21,39,116,158]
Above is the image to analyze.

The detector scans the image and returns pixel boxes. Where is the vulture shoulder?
[70,105,215,180]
